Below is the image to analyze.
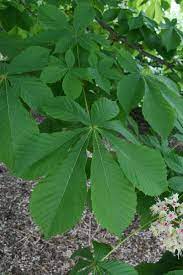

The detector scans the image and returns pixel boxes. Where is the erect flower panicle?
[150,193,183,258]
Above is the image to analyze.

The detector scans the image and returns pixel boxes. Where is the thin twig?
[102,193,183,261]
[96,18,174,70]
[88,215,92,246]
[101,216,157,261]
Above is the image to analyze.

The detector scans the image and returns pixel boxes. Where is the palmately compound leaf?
[42,96,90,125]
[91,98,119,126]
[0,86,38,169]
[99,260,138,275]
[142,76,176,139]
[73,2,95,31]
[104,131,168,196]
[91,132,137,235]
[117,73,145,114]
[30,133,90,238]
[10,76,53,111]
[8,46,50,74]
[13,128,85,179]
[38,4,69,30]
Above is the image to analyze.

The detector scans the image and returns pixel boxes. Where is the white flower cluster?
[150,193,183,258]
[0,53,8,61]
[37,0,45,6]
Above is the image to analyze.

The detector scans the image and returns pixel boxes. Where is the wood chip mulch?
[0,164,164,274]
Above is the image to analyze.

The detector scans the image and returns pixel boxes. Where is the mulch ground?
[0,164,164,274]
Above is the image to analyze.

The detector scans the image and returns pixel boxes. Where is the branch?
[96,18,174,70]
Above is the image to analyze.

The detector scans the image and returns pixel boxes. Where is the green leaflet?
[99,260,138,274]
[0,86,38,169]
[93,241,112,261]
[174,133,183,142]
[54,29,74,54]
[0,32,25,59]
[160,27,182,52]
[71,242,137,274]
[91,98,119,125]
[88,67,111,93]
[71,67,92,82]
[73,2,95,31]
[30,133,90,238]
[137,192,155,226]
[69,259,92,274]
[42,96,90,125]
[98,57,114,78]
[116,48,139,73]
[8,46,50,74]
[78,32,98,51]
[142,76,175,139]
[175,120,183,135]
[103,8,119,22]
[144,76,183,132]
[136,251,183,275]
[62,71,83,99]
[158,76,179,95]
[40,65,67,84]
[164,152,183,174]
[103,131,168,196]
[13,128,85,179]
[99,120,140,145]
[65,48,75,68]
[26,30,62,47]
[70,246,94,274]
[10,76,53,111]
[91,132,137,235]
[166,271,183,275]
[38,4,69,30]
[71,247,93,261]
[128,12,157,31]
[117,73,145,114]
[145,0,163,23]
[0,4,33,32]
[88,51,98,67]
[168,177,183,193]
[156,77,183,125]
